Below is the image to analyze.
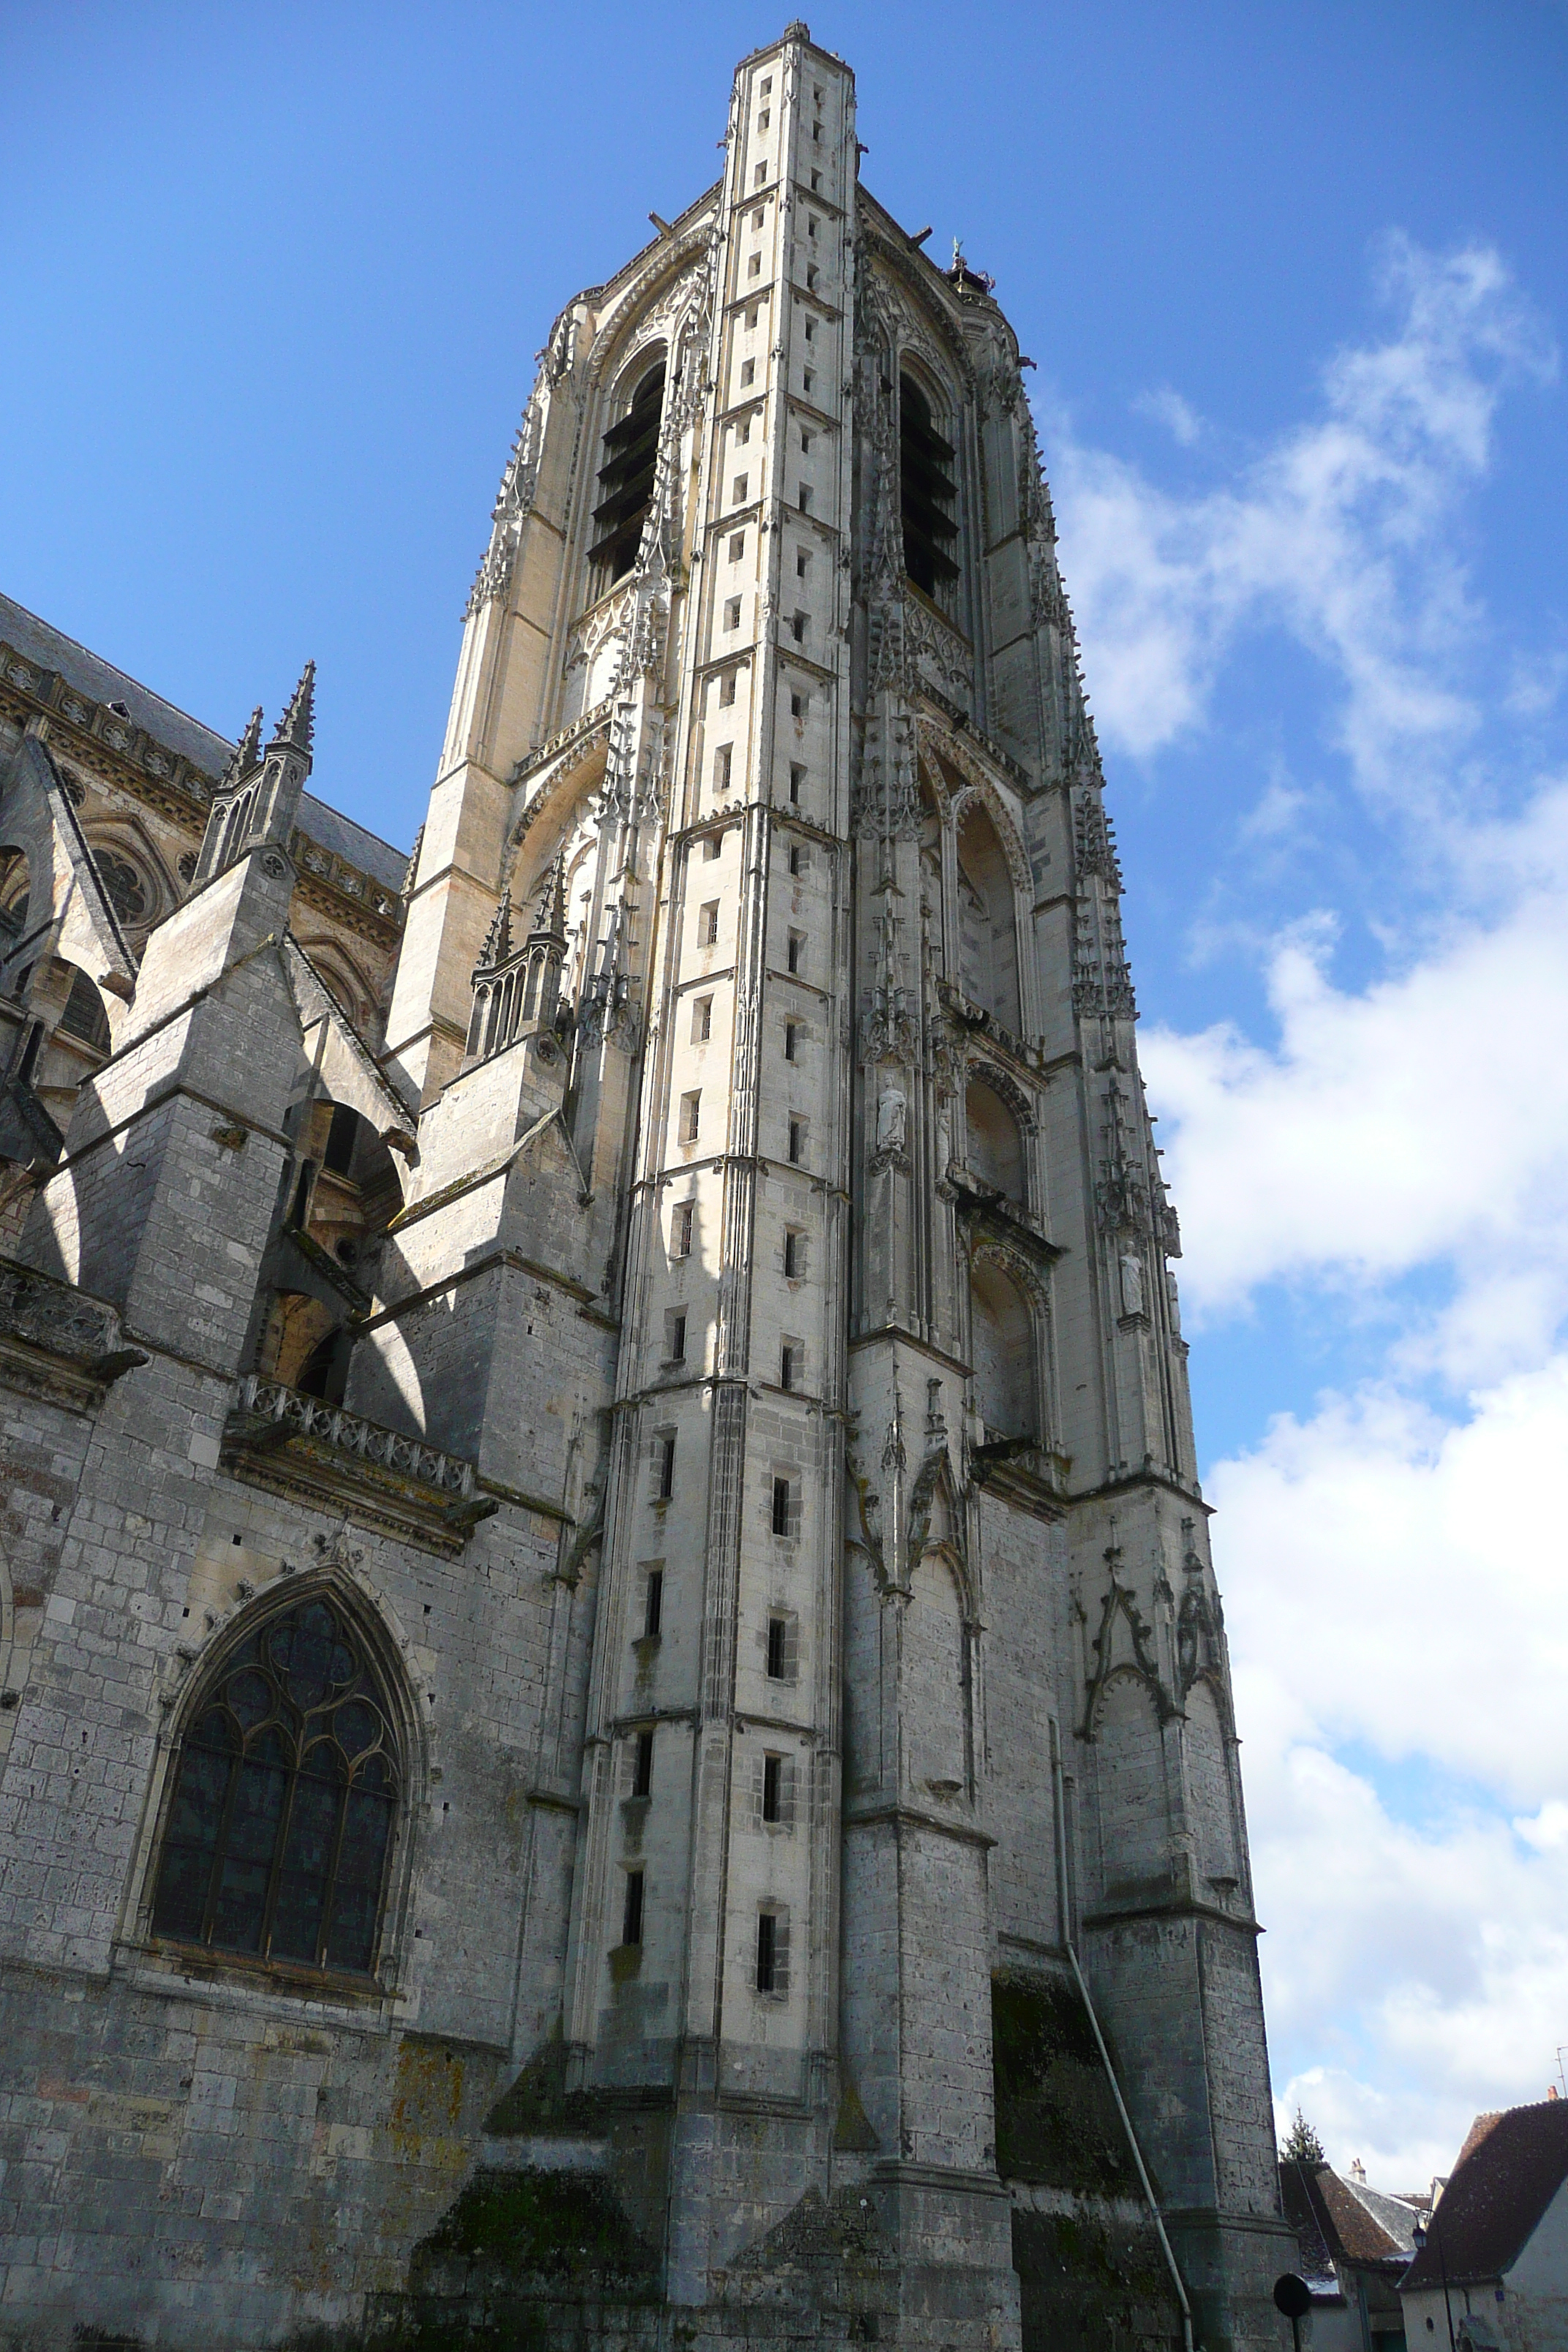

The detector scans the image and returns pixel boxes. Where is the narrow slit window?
[766,1613,789,1677]
[762,1754,783,1823]
[788,1117,804,1165]
[755,1910,777,1991]
[693,995,713,1042]
[632,1730,654,1798]
[784,1019,799,1062]
[748,254,762,280]
[736,418,751,445]
[720,673,737,707]
[796,549,810,578]
[790,693,807,721]
[783,1229,802,1278]
[622,1870,645,1948]
[900,374,960,598]
[703,834,722,860]
[798,484,812,512]
[802,368,815,396]
[715,742,732,793]
[772,1477,792,1537]
[780,1343,797,1392]
[788,763,804,804]
[701,901,720,946]
[725,596,742,630]
[754,163,766,188]
[729,530,746,560]
[733,475,749,503]
[786,931,804,974]
[679,1090,701,1144]
[644,1567,664,1638]
[789,844,807,875]
[671,1202,693,1260]
[740,358,755,386]
[654,1434,676,1500]
[666,1308,687,1362]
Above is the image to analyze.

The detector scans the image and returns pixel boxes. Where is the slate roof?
[1402,2103,1568,2290]
[0,592,408,892]
[1281,2160,1422,2274]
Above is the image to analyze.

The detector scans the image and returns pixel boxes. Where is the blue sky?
[5,0,1567,2179]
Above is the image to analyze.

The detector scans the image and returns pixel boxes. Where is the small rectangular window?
[762,1753,783,1823]
[805,265,818,291]
[715,742,732,791]
[747,302,760,328]
[671,1202,693,1260]
[798,483,812,512]
[725,596,742,630]
[791,612,807,644]
[813,119,823,142]
[796,549,810,578]
[633,1730,654,1798]
[693,995,712,1041]
[786,930,804,974]
[736,417,750,445]
[666,1308,687,1362]
[655,1434,676,1500]
[783,1019,799,1062]
[772,1476,792,1536]
[810,170,821,192]
[739,358,755,388]
[800,429,813,452]
[734,475,749,502]
[789,843,807,875]
[802,368,815,396]
[780,1343,796,1392]
[729,531,745,561]
[755,1909,777,1991]
[807,216,818,241]
[766,1613,790,1677]
[761,76,772,93]
[753,162,766,187]
[783,1228,803,1278]
[753,205,765,229]
[790,693,807,721]
[748,253,762,280]
[758,108,770,129]
[701,901,720,946]
[679,1090,701,1144]
[788,1117,804,1165]
[720,672,737,707]
[788,762,804,804]
[622,1870,644,1948]
[644,1567,664,1637]
[804,319,815,342]
[703,833,721,860]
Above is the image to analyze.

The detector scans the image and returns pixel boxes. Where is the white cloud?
[1043,236,1568,2185]
[1047,235,1555,798]
[1134,385,1204,446]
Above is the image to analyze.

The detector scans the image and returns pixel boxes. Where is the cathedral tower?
[0,26,1293,2352]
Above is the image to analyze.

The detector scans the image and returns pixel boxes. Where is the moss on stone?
[992,1970,1140,2195]
[408,2166,659,2296]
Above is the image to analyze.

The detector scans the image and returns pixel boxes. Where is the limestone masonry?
[0,26,1295,2352]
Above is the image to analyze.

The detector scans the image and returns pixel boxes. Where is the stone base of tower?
[1166,2209,1303,2352]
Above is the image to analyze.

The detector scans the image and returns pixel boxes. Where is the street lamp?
[1411,2215,1456,2352]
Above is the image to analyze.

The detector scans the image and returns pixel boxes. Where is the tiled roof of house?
[1402,2103,1568,2290]
[1281,2160,1422,2274]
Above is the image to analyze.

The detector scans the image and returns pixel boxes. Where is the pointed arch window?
[900,375,959,599]
[151,1594,401,1978]
[589,361,667,581]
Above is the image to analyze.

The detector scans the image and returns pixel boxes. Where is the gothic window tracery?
[150,1593,402,1977]
[57,966,111,1054]
[91,849,150,927]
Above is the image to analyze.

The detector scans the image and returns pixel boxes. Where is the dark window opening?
[644,1569,664,1640]
[772,1476,792,1537]
[762,1754,783,1823]
[58,968,111,1053]
[149,1594,399,1976]
[900,375,960,598]
[780,1343,796,1391]
[322,1102,359,1177]
[633,1730,654,1798]
[93,851,148,924]
[766,1613,789,1678]
[783,1229,802,1278]
[622,1869,645,1947]
[655,1435,676,1500]
[755,1910,778,1991]
[589,363,666,581]
[295,1326,350,1406]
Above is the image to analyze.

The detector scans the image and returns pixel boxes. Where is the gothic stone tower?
[0,24,1293,2352]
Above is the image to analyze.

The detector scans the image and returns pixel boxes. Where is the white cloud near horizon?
[1044,237,1568,2186]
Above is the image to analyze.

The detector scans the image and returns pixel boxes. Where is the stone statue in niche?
[875,1085,908,1161]
[1166,1267,1183,1333]
[1119,1248,1145,1316]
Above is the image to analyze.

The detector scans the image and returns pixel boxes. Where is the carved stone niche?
[0,1256,148,1413]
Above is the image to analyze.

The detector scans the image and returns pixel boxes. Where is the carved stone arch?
[584,234,712,392]
[948,774,1030,899]
[965,1054,1037,1140]
[1180,1670,1240,1890]
[134,1561,427,1980]
[297,937,377,1034]
[860,230,972,387]
[1082,1581,1176,1738]
[906,1445,976,1619]
[82,815,175,932]
[968,1239,1049,1446]
[916,749,956,827]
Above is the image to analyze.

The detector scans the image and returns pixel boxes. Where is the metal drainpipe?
[1050,1718,1197,2352]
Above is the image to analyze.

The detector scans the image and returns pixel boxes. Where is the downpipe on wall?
[1049,1717,1198,2352]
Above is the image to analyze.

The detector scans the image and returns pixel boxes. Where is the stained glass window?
[151,1594,399,1976]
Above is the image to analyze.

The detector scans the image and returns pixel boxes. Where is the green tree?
[1281,2110,1327,2166]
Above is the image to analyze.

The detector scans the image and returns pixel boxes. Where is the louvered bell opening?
[589,365,666,580]
[900,376,960,599]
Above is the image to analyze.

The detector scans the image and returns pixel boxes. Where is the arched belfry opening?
[956,801,1021,1033]
[900,374,958,600]
[965,1077,1025,1207]
[589,360,667,582]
